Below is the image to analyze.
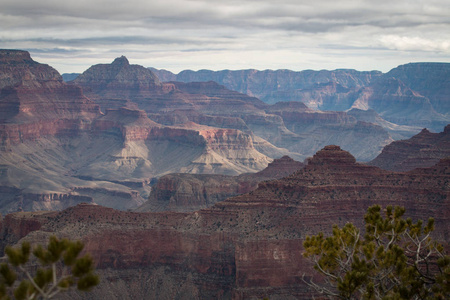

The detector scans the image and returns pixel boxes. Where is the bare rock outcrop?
[368,124,450,171]
[0,49,101,124]
[0,52,278,213]
[151,68,380,103]
[71,56,162,112]
[74,56,397,162]
[151,63,450,132]
[351,77,448,130]
[139,155,305,212]
[1,146,448,299]
[385,62,450,114]
[264,103,393,161]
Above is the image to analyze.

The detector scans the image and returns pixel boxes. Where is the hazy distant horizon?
[51,58,448,77]
[2,0,449,74]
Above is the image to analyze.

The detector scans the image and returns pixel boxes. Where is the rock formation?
[347,108,421,140]
[138,156,305,212]
[385,62,450,115]
[0,51,274,214]
[71,56,162,112]
[1,51,447,214]
[0,50,101,123]
[73,56,393,162]
[263,102,393,161]
[351,77,448,130]
[151,63,450,132]
[150,68,380,103]
[368,124,450,172]
[1,146,448,299]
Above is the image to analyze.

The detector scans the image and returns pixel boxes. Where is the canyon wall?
[151,63,450,132]
[1,146,448,299]
[139,156,305,212]
[369,124,450,171]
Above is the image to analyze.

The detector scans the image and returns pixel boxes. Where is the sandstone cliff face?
[151,64,450,132]
[0,104,272,214]
[2,146,448,300]
[386,63,450,115]
[264,104,393,161]
[266,81,356,110]
[0,50,101,147]
[74,59,267,116]
[368,124,450,172]
[0,52,278,213]
[74,56,398,163]
[153,68,381,102]
[171,81,266,109]
[0,50,61,89]
[0,50,101,124]
[146,70,397,162]
[1,52,447,214]
[148,109,250,132]
[347,108,421,140]
[71,56,162,112]
[139,156,305,212]
[351,77,448,130]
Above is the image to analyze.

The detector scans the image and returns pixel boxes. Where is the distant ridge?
[368,124,450,171]
[150,63,450,131]
[62,73,80,82]
[149,67,381,102]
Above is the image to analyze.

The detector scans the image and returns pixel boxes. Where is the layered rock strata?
[369,124,450,171]
[385,62,450,114]
[1,146,448,299]
[74,56,396,161]
[0,51,276,212]
[151,63,450,132]
[139,156,305,212]
[150,68,380,103]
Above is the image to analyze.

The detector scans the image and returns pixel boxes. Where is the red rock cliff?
[369,124,450,171]
[2,146,448,299]
[140,155,305,212]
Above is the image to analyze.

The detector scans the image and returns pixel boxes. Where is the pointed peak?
[415,128,433,137]
[111,56,129,66]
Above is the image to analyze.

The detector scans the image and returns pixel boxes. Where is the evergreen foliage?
[303,205,449,299]
[0,236,99,300]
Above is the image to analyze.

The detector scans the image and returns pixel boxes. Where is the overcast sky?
[1,0,449,74]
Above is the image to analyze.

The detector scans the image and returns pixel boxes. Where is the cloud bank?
[1,0,449,73]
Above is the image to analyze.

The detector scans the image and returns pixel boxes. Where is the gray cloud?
[1,0,449,73]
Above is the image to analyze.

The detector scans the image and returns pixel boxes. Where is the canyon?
[150,63,450,132]
[1,146,448,299]
[137,155,305,212]
[0,50,413,213]
[0,49,449,299]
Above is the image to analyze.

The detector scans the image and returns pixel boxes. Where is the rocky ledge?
[139,155,305,212]
[369,124,450,171]
[1,146,448,300]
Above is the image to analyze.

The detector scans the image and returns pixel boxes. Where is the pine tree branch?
[19,265,46,297]
[301,273,341,299]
